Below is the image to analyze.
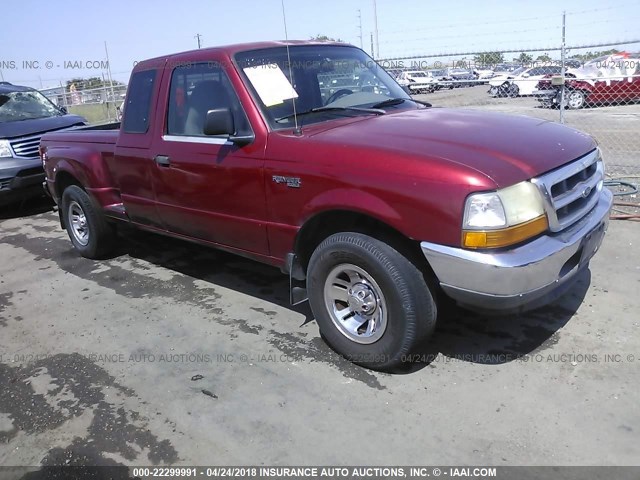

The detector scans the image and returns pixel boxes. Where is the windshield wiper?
[371,98,407,108]
[275,106,385,123]
[371,97,432,109]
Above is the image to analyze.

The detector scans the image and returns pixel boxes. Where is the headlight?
[463,192,506,228]
[0,140,13,158]
[462,181,548,249]
[596,146,605,177]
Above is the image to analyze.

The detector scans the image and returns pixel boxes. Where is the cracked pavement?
[0,200,639,468]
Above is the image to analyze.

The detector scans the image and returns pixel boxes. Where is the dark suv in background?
[0,82,85,207]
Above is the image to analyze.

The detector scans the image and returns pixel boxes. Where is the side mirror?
[59,106,68,114]
[521,73,530,78]
[203,108,254,146]
[204,108,234,136]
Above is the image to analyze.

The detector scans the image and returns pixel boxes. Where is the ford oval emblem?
[582,186,592,198]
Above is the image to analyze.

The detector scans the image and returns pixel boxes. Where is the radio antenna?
[281,0,300,134]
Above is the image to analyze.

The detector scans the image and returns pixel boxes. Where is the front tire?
[307,232,437,371]
[62,185,116,259]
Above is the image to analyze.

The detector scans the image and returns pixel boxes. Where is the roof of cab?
[133,40,354,71]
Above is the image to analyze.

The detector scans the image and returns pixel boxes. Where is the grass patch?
[67,102,119,124]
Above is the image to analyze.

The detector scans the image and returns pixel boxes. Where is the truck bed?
[41,122,120,146]
[41,124,121,210]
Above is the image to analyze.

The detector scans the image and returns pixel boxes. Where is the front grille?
[8,124,84,159]
[0,179,11,190]
[532,149,604,232]
[9,134,42,158]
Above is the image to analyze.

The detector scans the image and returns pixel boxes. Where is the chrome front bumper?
[421,188,613,313]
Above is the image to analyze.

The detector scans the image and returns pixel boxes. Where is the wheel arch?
[54,169,85,200]
[46,144,113,201]
[294,209,432,279]
[53,170,85,229]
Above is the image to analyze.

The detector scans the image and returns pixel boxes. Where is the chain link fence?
[41,83,128,124]
[381,42,640,219]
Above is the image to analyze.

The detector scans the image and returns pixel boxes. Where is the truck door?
[112,68,164,228]
[148,62,269,255]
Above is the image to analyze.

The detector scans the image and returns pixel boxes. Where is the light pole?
[357,9,363,49]
[370,32,374,58]
[104,41,117,121]
[372,0,379,58]
[560,11,566,124]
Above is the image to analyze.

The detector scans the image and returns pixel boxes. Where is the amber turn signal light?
[462,215,549,249]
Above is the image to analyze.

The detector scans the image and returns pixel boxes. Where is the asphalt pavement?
[0,199,638,467]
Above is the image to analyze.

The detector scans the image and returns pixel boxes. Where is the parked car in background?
[446,68,477,87]
[493,63,521,74]
[535,53,640,109]
[397,70,438,94]
[354,70,391,96]
[564,59,584,69]
[321,75,359,102]
[424,69,454,89]
[473,68,495,83]
[384,68,403,80]
[489,65,563,97]
[0,82,85,207]
[488,66,526,96]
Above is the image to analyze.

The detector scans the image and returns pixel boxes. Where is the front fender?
[302,188,403,226]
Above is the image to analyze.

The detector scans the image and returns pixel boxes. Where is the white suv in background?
[397,70,438,94]
[489,65,563,97]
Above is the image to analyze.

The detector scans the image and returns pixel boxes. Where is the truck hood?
[308,107,596,187]
[0,114,86,139]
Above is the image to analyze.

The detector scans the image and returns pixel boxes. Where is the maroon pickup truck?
[41,41,612,371]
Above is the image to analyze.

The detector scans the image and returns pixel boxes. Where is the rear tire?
[307,232,437,371]
[61,185,116,259]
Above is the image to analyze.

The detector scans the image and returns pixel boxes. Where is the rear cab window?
[122,70,157,134]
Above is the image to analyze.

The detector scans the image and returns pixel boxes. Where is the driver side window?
[167,63,250,137]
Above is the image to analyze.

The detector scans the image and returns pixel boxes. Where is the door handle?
[155,155,171,167]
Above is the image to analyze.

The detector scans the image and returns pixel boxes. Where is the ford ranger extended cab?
[41,41,612,371]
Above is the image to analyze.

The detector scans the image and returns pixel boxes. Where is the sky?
[1,0,638,88]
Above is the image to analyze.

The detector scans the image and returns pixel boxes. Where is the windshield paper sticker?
[243,64,299,107]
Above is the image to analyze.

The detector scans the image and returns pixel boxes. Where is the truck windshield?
[235,45,410,128]
[0,90,61,122]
